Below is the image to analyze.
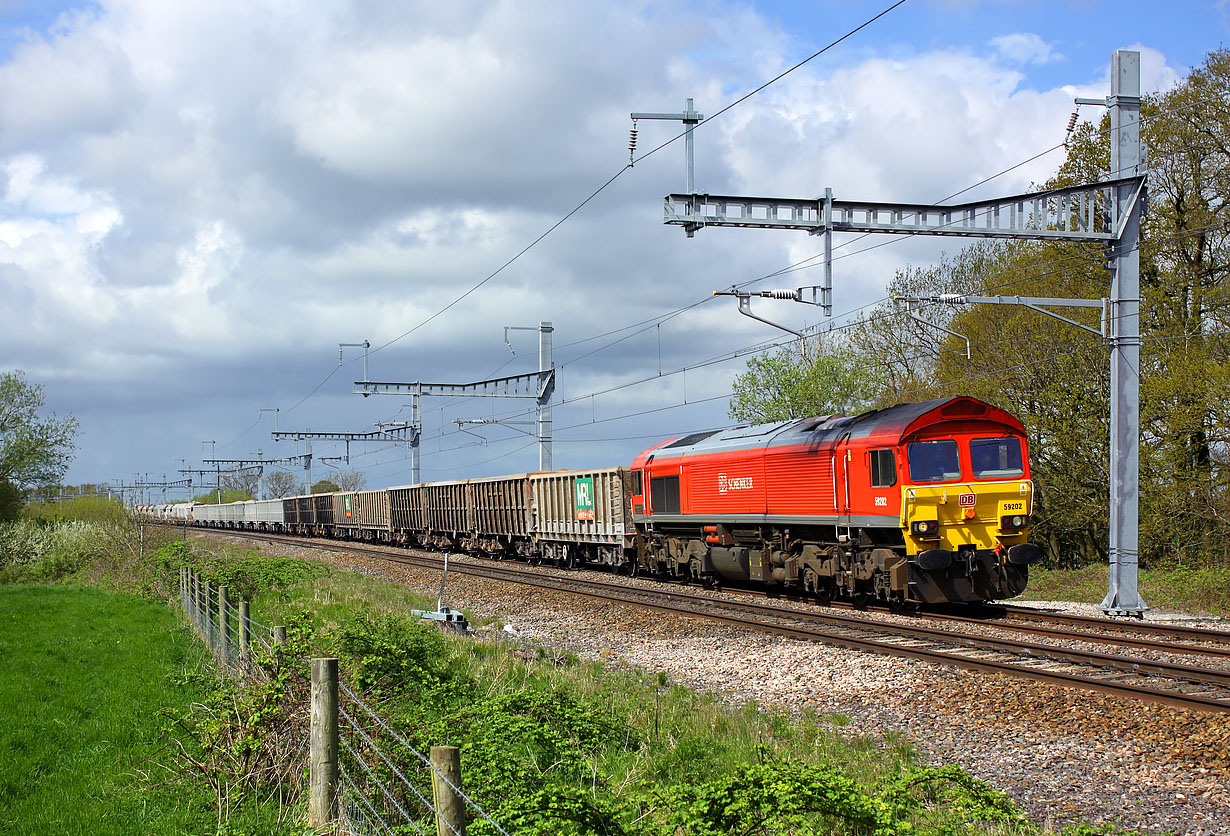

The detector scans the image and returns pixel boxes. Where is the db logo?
[958,493,976,507]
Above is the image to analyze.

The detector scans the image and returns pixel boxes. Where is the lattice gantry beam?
[665,176,1143,242]
[354,369,555,400]
[272,428,408,442]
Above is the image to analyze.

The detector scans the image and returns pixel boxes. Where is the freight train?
[138,396,1041,605]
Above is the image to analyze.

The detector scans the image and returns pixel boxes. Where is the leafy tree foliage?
[220,468,261,499]
[262,470,302,498]
[192,489,253,505]
[0,372,79,519]
[336,469,367,491]
[310,479,340,494]
[729,334,878,423]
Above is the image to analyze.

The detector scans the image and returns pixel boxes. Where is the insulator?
[765,288,798,300]
[1063,110,1079,147]
[937,293,965,304]
[628,121,638,164]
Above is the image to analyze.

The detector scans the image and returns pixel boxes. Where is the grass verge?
[0,585,221,835]
[1019,563,1230,618]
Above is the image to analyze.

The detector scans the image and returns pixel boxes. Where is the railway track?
[198,528,1230,714]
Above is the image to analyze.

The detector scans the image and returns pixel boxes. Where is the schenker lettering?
[717,472,753,494]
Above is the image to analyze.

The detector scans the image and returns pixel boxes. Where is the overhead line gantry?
[651,51,1147,615]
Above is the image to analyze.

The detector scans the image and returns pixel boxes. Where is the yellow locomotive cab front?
[902,480,1033,555]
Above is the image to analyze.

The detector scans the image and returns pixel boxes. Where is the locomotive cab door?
[837,432,852,527]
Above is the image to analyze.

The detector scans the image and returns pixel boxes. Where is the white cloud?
[990,33,1061,65]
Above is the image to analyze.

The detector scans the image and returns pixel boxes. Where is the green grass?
[0,585,218,835]
[1020,563,1230,618]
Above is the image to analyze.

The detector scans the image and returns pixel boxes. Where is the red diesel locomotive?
[630,396,1041,605]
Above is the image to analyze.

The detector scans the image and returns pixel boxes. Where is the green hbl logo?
[575,477,595,521]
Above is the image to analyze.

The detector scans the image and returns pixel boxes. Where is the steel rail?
[980,603,1230,644]
[202,530,1230,714]
[689,582,1230,659]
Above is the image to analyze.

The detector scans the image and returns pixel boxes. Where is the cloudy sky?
[0,0,1220,498]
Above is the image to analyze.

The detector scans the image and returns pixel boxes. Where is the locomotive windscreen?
[970,437,1023,478]
[907,440,961,482]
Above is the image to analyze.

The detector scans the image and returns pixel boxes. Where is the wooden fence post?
[309,658,339,830]
[431,746,466,836]
[274,625,287,646]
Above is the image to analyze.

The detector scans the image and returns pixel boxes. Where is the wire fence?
[178,565,508,835]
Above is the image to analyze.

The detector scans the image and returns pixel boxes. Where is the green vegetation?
[0,518,117,583]
[0,585,229,835]
[192,488,254,504]
[1021,564,1230,618]
[0,370,79,521]
[3,501,1184,834]
[21,495,128,524]
[729,336,876,424]
[245,561,1033,836]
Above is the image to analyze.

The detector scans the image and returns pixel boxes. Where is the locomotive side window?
[631,469,643,496]
[907,440,961,482]
[869,449,896,488]
[970,437,1024,478]
[650,475,680,514]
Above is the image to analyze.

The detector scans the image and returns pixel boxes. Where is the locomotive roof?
[641,397,1019,460]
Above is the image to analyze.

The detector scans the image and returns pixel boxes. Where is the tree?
[336,469,367,491]
[311,479,340,494]
[0,372,79,511]
[263,470,302,498]
[729,334,879,424]
[192,489,253,504]
[221,467,261,499]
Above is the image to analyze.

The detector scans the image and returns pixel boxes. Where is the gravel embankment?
[220,535,1230,835]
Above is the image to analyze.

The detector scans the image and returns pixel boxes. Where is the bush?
[22,495,128,525]
[172,543,329,602]
[0,519,112,582]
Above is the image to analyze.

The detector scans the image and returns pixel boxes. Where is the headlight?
[912,520,939,536]
[1000,514,1028,530]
